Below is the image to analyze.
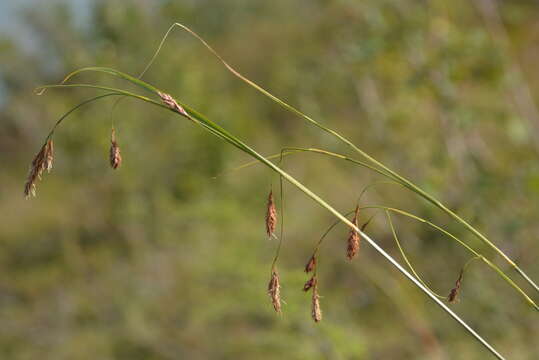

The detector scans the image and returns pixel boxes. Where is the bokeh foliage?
[1,0,539,358]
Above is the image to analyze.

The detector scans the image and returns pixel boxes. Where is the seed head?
[346,205,361,260]
[303,276,316,292]
[158,91,188,116]
[311,282,322,323]
[448,270,464,304]
[268,270,282,313]
[45,139,54,173]
[24,139,54,198]
[305,255,317,273]
[109,128,122,170]
[265,190,277,238]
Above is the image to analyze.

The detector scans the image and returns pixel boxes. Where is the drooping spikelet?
[268,270,282,313]
[24,139,54,198]
[305,255,317,273]
[45,139,54,173]
[448,269,464,303]
[109,128,122,169]
[158,91,188,116]
[311,282,322,323]
[346,205,361,260]
[265,190,277,238]
[303,275,316,292]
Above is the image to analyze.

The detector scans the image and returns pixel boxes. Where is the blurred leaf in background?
[1,0,538,359]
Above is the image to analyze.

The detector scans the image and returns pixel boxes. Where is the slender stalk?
[44,93,122,141]
[386,210,446,299]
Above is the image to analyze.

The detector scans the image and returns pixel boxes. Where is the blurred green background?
[1,0,539,359]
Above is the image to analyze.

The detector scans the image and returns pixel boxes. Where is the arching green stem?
[386,210,446,299]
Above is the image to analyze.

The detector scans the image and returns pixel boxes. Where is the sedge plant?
[25,23,539,359]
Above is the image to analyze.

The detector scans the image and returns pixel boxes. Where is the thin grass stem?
[386,210,446,299]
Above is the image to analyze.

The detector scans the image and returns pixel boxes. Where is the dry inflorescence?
[302,270,322,322]
[24,139,54,198]
[158,91,188,116]
[265,190,277,238]
[448,269,464,303]
[303,276,316,292]
[304,255,316,273]
[346,205,361,260]
[303,255,317,291]
[311,281,322,323]
[268,270,282,313]
[109,128,122,169]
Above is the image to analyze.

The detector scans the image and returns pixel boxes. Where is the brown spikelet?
[24,139,54,198]
[305,255,317,273]
[265,190,277,238]
[109,128,122,170]
[346,205,361,260]
[311,282,322,322]
[158,91,188,116]
[268,270,281,313]
[45,139,54,173]
[448,269,464,303]
[303,276,316,292]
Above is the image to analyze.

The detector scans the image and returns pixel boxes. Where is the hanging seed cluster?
[346,205,361,260]
[304,255,316,273]
[261,193,470,322]
[109,128,122,169]
[311,282,322,323]
[24,127,126,198]
[303,255,322,322]
[265,190,277,238]
[24,139,54,198]
[268,270,281,313]
[448,269,464,303]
